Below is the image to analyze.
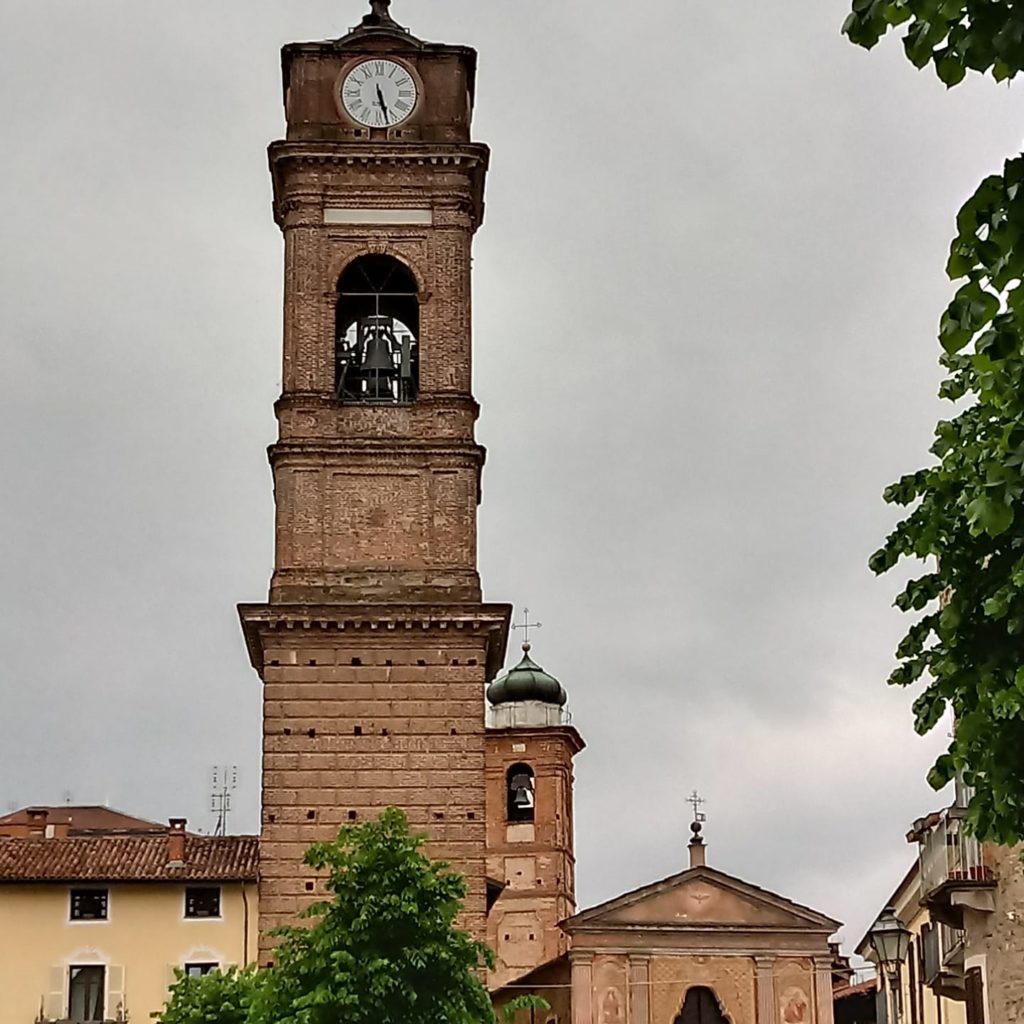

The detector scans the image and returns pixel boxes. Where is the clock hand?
[376,84,390,123]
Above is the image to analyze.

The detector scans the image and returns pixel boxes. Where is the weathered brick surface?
[982,842,1024,1020]
[246,24,510,962]
[484,728,584,988]
[257,636,497,960]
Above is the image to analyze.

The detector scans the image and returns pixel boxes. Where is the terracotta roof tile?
[833,978,878,1000]
[0,805,165,836]
[0,835,258,883]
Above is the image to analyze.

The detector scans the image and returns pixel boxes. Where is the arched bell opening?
[335,255,420,404]
[675,986,731,1024]
[507,763,535,823]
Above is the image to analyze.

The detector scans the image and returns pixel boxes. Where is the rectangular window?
[68,965,105,1022]
[70,888,108,921]
[184,886,221,919]
[185,962,219,978]
[965,967,986,1024]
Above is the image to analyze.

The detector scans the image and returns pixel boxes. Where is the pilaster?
[628,957,650,1024]
[813,959,835,1024]
[572,954,595,1024]
[755,957,776,1024]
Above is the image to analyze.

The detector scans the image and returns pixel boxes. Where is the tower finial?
[687,790,707,868]
[366,0,396,24]
[512,607,543,653]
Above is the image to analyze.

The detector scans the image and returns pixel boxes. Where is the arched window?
[507,763,535,823]
[335,255,419,404]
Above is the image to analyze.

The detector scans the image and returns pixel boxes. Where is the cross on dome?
[512,606,542,653]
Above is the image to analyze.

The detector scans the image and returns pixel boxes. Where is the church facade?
[240,4,844,1022]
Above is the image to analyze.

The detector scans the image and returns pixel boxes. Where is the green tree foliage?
[501,995,553,1024]
[843,1,1024,86]
[844,2,1024,842]
[255,807,494,1024]
[153,966,263,1024]
[158,809,495,1024]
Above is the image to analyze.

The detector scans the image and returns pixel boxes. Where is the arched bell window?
[335,255,419,404]
[507,763,535,823]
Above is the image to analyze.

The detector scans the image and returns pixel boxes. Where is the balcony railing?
[919,808,992,898]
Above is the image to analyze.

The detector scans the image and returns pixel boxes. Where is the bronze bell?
[362,331,393,371]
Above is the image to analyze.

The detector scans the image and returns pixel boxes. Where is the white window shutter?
[107,965,126,1021]
[43,965,66,1021]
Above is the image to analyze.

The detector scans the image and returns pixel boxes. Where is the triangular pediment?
[565,866,840,933]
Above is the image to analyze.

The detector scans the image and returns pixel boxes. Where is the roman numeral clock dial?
[342,59,418,128]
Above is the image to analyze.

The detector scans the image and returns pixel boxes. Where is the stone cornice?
[238,601,511,678]
[268,141,489,227]
[268,439,486,463]
[269,140,490,169]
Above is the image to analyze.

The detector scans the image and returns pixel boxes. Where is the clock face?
[342,59,418,128]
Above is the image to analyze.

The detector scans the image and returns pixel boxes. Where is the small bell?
[512,784,533,809]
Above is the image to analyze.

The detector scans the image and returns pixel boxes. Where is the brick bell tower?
[485,632,584,988]
[239,0,510,959]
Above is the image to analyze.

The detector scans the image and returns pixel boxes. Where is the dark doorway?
[677,987,728,1024]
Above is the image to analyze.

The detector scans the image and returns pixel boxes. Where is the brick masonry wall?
[259,637,491,962]
[485,728,582,988]
[253,30,500,962]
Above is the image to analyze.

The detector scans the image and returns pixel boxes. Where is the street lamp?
[868,906,912,1023]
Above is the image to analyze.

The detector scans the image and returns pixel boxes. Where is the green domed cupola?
[487,643,567,707]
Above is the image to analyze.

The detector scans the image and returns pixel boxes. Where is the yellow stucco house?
[855,857,967,1024]
[0,806,258,1023]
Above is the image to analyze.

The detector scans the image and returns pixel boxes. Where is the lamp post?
[868,906,912,1024]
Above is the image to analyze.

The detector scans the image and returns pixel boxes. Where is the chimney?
[167,818,187,866]
[26,808,48,838]
[688,820,706,869]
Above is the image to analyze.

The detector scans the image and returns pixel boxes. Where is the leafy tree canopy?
[156,809,495,1024]
[845,0,1024,842]
[152,966,263,1024]
[843,0,1024,86]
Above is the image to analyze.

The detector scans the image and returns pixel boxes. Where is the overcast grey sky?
[1,0,1022,956]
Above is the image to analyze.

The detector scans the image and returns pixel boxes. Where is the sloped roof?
[833,978,878,1000]
[564,865,841,933]
[0,835,258,883]
[0,805,165,835]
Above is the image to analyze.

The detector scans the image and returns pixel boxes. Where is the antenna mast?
[210,765,239,836]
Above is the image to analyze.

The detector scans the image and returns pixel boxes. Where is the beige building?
[0,807,257,1023]
[903,783,1024,1023]
[854,859,967,1024]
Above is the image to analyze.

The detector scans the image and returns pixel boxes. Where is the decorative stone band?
[325,207,433,225]
[238,602,512,678]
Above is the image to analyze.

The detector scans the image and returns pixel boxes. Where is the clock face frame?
[341,59,419,129]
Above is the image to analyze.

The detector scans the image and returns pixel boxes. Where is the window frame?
[184,961,220,978]
[67,963,106,1022]
[184,885,222,920]
[69,886,110,923]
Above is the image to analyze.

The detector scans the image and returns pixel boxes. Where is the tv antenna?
[210,766,239,836]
